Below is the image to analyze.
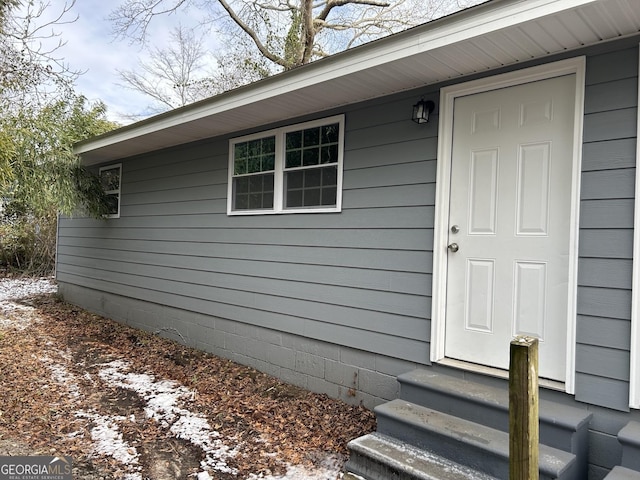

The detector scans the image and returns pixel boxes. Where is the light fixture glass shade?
[412,99,435,124]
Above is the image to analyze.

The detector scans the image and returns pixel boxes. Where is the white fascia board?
[75,0,597,156]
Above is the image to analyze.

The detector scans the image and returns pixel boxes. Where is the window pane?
[234,158,247,175]
[286,150,302,168]
[263,136,275,154]
[284,167,337,209]
[304,169,321,188]
[322,123,339,144]
[264,173,274,190]
[105,194,119,215]
[234,136,276,175]
[100,168,120,191]
[249,193,263,210]
[235,143,247,159]
[286,131,302,150]
[321,144,338,164]
[287,170,303,189]
[263,192,274,208]
[322,166,338,186]
[233,173,274,210]
[287,189,303,208]
[247,157,262,174]
[302,148,319,166]
[249,175,264,191]
[235,194,248,210]
[248,139,261,157]
[235,177,249,194]
[321,186,337,206]
[303,127,320,147]
[304,188,321,206]
[263,154,275,171]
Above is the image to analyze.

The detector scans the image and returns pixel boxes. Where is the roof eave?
[77,0,625,165]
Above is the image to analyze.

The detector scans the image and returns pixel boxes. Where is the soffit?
[78,0,640,165]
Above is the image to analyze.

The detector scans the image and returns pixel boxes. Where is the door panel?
[444,75,576,382]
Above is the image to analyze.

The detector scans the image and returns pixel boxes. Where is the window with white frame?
[228,115,344,215]
[99,164,122,218]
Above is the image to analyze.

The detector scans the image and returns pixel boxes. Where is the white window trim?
[99,163,122,219]
[629,44,640,409]
[227,115,344,215]
[431,57,585,394]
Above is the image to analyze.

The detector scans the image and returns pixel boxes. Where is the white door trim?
[431,57,586,394]
[629,44,640,409]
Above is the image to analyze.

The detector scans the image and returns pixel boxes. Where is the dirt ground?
[0,278,375,479]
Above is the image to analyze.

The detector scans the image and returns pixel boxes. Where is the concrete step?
[375,399,577,480]
[619,421,640,472]
[398,369,592,456]
[345,432,498,480]
[605,466,640,479]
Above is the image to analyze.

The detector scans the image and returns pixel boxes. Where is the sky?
[39,0,210,124]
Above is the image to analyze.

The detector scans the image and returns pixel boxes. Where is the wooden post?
[509,336,539,480]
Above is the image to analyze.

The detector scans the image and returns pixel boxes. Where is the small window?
[99,164,121,218]
[228,115,344,215]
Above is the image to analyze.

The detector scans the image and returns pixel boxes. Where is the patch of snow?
[76,410,142,477]
[246,454,344,480]
[40,356,82,399]
[0,277,57,329]
[0,302,36,329]
[0,277,57,301]
[97,359,239,476]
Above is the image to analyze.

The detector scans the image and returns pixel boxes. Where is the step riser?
[377,413,508,479]
[345,454,417,480]
[346,433,499,480]
[401,381,507,430]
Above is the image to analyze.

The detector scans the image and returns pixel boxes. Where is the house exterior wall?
[57,38,639,478]
[56,88,438,407]
[576,45,638,412]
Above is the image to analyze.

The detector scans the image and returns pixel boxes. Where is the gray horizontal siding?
[575,45,638,411]
[56,245,431,296]
[58,227,434,250]
[56,259,428,319]
[57,89,437,365]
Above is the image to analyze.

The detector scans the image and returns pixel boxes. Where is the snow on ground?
[0,276,57,301]
[1,277,344,479]
[246,458,344,480]
[0,277,57,328]
[98,359,240,476]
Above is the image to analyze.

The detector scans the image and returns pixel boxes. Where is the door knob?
[447,243,459,253]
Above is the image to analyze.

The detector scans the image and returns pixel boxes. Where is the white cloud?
[42,0,209,124]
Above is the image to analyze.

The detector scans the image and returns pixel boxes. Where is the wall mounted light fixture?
[412,99,435,124]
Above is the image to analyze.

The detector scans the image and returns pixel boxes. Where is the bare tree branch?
[216,0,288,67]
[108,0,486,111]
[1,0,82,110]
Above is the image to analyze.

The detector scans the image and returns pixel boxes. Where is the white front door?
[444,74,577,382]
